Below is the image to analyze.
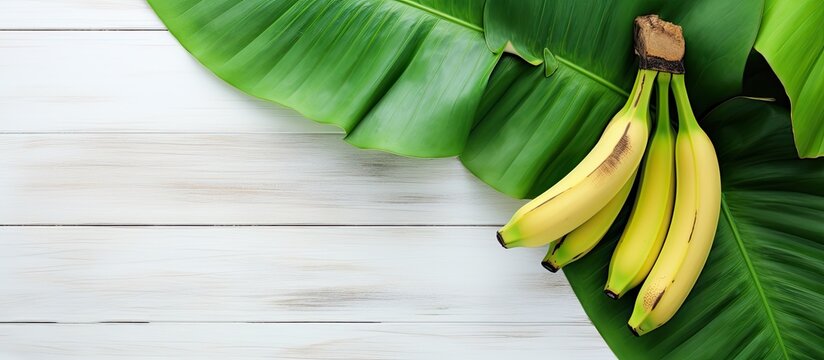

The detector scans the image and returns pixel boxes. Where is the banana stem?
[671,74,698,130]
[656,73,672,137]
[625,69,658,120]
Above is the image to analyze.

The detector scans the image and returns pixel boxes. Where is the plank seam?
[0,321,591,325]
[0,28,167,31]
[0,224,505,227]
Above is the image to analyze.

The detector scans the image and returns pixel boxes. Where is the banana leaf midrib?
[554,55,630,97]
[393,0,483,32]
[721,194,790,359]
[394,0,631,99]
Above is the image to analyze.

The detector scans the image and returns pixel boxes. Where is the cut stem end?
[634,15,685,73]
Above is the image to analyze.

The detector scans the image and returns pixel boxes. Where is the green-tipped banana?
[605,74,676,299]
[497,70,657,248]
[542,172,637,272]
[628,74,721,336]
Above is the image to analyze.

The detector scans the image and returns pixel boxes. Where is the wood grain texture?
[0,323,613,359]
[0,0,163,29]
[0,32,334,133]
[0,134,523,225]
[0,2,614,358]
[0,226,579,322]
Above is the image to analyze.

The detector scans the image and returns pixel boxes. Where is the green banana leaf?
[564,98,824,359]
[483,0,760,112]
[148,0,762,180]
[754,0,824,159]
[147,0,496,158]
[465,0,763,198]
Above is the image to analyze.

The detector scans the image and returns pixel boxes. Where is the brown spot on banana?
[524,123,631,215]
[633,75,646,108]
[589,125,632,178]
[651,289,666,310]
[551,237,565,255]
[686,212,697,243]
[643,280,666,310]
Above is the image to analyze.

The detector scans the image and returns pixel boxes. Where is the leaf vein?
[721,194,790,360]
[393,0,483,32]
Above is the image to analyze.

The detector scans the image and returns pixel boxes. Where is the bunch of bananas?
[496,16,722,336]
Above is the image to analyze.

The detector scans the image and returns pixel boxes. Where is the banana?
[628,74,721,336]
[605,73,676,299]
[497,70,657,248]
[542,171,637,272]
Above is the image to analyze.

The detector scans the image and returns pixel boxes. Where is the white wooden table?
[0,1,612,358]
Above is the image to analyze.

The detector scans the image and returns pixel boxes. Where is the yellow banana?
[542,171,637,272]
[605,73,676,299]
[497,70,657,248]
[628,74,721,336]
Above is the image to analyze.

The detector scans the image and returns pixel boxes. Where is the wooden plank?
[0,323,614,359]
[0,31,335,133]
[0,226,584,323]
[0,0,164,30]
[0,134,523,225]
[0,3,614,357]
